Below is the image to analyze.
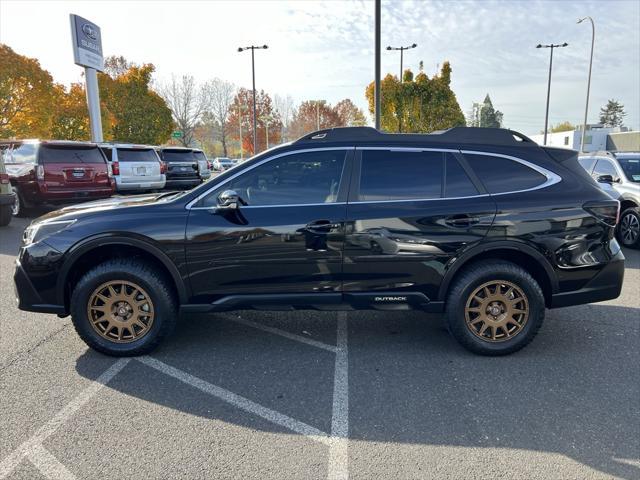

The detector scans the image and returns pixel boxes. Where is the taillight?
[160,161,167,174]
[112,161,120,176]
[583,200,620,227]
[207,160,212,171]
[36,165,45,180]
[0,173,9,184]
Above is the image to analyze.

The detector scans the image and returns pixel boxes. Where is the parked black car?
[15,127,624,356]
[155,147,202,190]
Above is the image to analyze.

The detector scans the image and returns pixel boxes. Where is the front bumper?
[550,249,625,308]
[14,259,66,315]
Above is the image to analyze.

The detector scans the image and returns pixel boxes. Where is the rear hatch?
[162,149,199,179]
[40,144,111,190]
[117,147,162,183]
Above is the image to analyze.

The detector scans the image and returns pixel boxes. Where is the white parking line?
[231,316,338,353]
[137,356,332,445]
[26,445,77,480]
[328,312,349,480]
[0,358,130,479]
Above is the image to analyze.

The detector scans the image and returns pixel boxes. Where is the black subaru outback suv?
[14,127,624,356]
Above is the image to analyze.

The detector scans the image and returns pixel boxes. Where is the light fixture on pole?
[577,16,595,152]
[536,42,568,145]
[238,44,268,154]
[386,43,417,82]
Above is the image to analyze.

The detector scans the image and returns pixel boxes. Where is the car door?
[342,147,496,305]
[185,148,353,304]
[591,158,621,199]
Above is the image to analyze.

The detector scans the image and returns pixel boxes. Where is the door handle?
[305,220,340,233]
[444,215,480,228]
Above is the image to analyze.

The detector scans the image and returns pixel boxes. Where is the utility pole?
[238,106,243,160]
[238,45,268,154]
[536,42,568,145]
[578,17,595,152]
[374,0,381,130]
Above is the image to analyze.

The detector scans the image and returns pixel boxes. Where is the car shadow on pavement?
[75,301,639,480]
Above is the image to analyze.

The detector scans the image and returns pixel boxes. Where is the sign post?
[70,14,104,142]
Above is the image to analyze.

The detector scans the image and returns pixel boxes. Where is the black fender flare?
[56,234,189,306]
[437,240,558,302]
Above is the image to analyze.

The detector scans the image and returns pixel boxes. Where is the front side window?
[616,157,640,183]
[358,150,443,201]
[463,153,547,194]
[593,159,618,179]
[39,145,106,164]
[202,150,346,207]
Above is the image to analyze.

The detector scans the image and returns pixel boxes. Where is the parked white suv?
[99,144,166,193]
[193,149,212,181]
[212,157,235,171]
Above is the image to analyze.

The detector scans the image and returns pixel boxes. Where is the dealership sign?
[69,14,104,71]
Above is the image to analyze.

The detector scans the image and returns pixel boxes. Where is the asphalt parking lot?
[1,215,638,480]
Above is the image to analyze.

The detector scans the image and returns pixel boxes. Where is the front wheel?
[70,259,177,356]
[617,207,640,249]
[446,261,545,355]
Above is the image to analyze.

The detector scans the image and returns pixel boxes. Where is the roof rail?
[293,126,534,146]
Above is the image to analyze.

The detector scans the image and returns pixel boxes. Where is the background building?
[529,125,639,152]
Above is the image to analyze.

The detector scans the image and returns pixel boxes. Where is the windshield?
[162,150,196,163]
[118,148,159,162]
[618,157,640,182]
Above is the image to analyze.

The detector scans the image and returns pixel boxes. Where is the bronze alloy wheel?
[464,280,529,342]
[87,280,155,343]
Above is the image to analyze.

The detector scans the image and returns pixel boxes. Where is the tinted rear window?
[193,152,207,162]
[463,154,547,194]
[40,145,106,164]
[118,148,159,162]
[445,154,478,198]
[359,150,443,201]
[162,150,195,163]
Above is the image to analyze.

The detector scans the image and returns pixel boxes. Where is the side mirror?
[216,190,246,210]
[596,174,614,184]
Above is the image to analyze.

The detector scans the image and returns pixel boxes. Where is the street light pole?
[536,42,568,145]
[386,43,417,82]
[238,44,268,154]
[578,16,595,152]
[374,0,381,130]
[316,101,320,130]
[238,106,243,160]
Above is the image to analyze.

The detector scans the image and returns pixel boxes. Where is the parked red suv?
[1,140,115,216]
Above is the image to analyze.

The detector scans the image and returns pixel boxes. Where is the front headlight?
[23,220,76,246]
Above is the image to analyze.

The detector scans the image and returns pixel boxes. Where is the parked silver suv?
[99,144,166,193]
[193,149,211,181]
[579,151,640,248]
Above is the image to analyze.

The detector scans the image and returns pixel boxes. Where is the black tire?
[0,205,11,226]
[617,207,640,249]
[446,260,545,356]
[70,259,177,356]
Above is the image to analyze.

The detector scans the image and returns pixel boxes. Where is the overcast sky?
[1,0,639,134]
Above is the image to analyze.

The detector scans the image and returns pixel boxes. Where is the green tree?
[0,44,57,138]
[468,94,503,128]
[365,61,465,133]
[99,57,174,145]
[599,99,626,127]
[550,121,575,133]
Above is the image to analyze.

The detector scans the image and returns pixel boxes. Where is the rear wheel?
[618,207,640,249]
[70,259,177,356]
[446,261,545,355]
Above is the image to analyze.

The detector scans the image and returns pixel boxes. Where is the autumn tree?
[550,121,575,133]
[0,44,57,138]
[334,99,367,127]
[98,58,173,145]
[365,61,465,133]
[158,74,210,147]
[50,83,91,140]
[599,99,626,127]
[289,99,367,138]
[226,88,282,155]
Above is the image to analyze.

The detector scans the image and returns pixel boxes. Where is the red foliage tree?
[227,88,282,155]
